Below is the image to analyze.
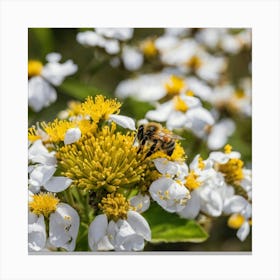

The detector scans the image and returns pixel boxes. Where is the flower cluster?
[28,28,252,252]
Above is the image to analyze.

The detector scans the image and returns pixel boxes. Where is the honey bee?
[135,122,183,158]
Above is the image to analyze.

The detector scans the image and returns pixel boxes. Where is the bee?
[135,122,183,158]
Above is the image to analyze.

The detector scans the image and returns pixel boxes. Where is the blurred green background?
[28,28,252,252]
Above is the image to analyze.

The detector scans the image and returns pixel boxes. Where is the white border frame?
[1,0,280,279]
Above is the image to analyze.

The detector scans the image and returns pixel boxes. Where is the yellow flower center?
[185,90,195,96]
[99,193,130,221]
[227,213,245,229]
[218,158,244,184]
[81,95,121,124]
[173,96,189,113]
[141,39,158,57]
[234,89,246,99]
[165,75,186,96]
[185,171,201,190]
[28,60,43,77]
[29,192,59,217]
[224,144,232,154]
[42,118,96,143]
[57,123,148,193]
[198,157,205,170]
[187,55,203,70]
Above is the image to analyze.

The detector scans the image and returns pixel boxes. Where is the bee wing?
[158,130,185,140]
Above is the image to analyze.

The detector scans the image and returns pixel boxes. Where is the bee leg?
[145,139,159,158]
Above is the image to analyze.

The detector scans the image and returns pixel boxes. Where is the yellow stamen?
[234,89,245,99]
[165,75,186,96]
[185,171,201,190]
[227,213,245,229]
[81,95,121,124]
[185,90,194,96]
[187,55,203,70]
[218,158,244,184]
[28,127,42,142]
[224,144,232,154]
[141,39,158,57]
[42,118,96,143]
[99,193,130,221]
[57,123,148,192]
[198,157,205,170]
[150,142,186,162]
[29,192,59,217]
[28,60,43,77]
[174,96,189,113]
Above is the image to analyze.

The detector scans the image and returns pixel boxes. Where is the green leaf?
[29,28,54,59]
[143,203,208,243]
[59,79,109,100]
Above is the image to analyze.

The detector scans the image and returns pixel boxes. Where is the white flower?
[122,46,143,71]
[149,177,190,213]
[224,195,252,241]
[146,94,201,130]
[41,53,78,86]
[28,194,80,252]
[28,53,77,112]
[129,194,150,213]
[88,211,151,251]
[28,140,72,193]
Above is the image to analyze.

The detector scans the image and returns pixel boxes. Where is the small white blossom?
[88,211,151,251]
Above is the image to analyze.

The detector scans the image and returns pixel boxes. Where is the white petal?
[223,195,248,215]
[127,211,151,241]
[42,59,77,86]
[49,203,80,251]
[109,114,136,130]
[166,111,188,130]
[129,194,150,213]
[28,76,57,112]
[209,151,229,164]
[207,119,235,150]
[149,177,190,213]
[122,46,143,71]
[237,221,250,241]
[28,214,46,251]
[199,187,223,217]
[64,127,81,145]
[103,39,120,54]
[28,140,57,165]
[44,176,72,192]
[29,165,56,187]
[185,107,215,137]
[178,190,200,219]
[46,52,61,62]
[88,214,108,250]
